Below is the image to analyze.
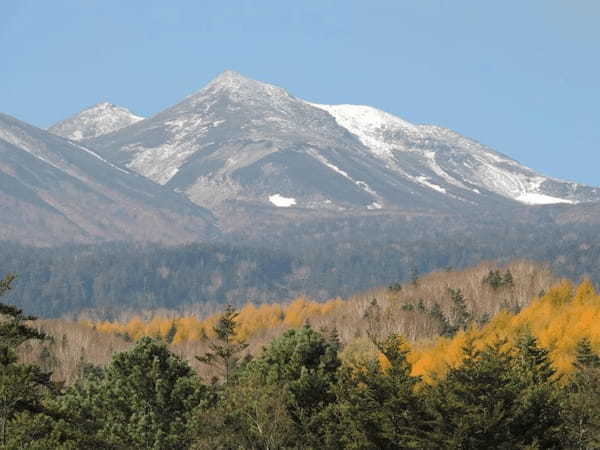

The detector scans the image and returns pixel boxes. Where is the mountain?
[0,113,217,245]
[49,102,144,141]
[85,71,600,220]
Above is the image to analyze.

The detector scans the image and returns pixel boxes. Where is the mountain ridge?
[82,71,600,215]
[0,113,217,245]
[49,102,144,141]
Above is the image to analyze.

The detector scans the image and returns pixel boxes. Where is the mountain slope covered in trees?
[3,211,600,319]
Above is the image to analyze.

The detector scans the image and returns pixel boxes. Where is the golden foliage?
[56,260,571,384]
[89,296,346,345]
[409,279,600,381]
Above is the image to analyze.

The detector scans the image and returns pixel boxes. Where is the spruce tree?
[511,333,562,448]
[196,304,248,384]
[574,337,600,370]
[561,337,600,448]
[0,274,52,447]
[424,337,562,449]
[324,334,430,449]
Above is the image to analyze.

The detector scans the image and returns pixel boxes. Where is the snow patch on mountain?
[0,125,63,171]
[517,193,576,205]
[269,194,296,207]
[416,176,446,193]
[202,70,294,108]
[49,102,144,141]
[308,103,419,163]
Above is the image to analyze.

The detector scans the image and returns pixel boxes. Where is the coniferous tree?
[323,334,430,449]
[510,333,562,448]
[245,325,341,445]
[0,274,54,448]
[424,337,562,449]
[191,371,295,449]
[59,337,206,449]
[196,304,248,384]
[574,337,600,370]
[561,337,600,448]
[448,288,472,336]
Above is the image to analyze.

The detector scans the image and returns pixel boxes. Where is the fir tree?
[196,304,248,384]
[0,274,52,447]
[424,337,562,449]
[511,333,562,448]
[574,337,600,370]
[324,334,430,449]
[561,337,600,447]
[448,288,472,335]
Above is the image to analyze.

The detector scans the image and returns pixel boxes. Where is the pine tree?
[0,274,52,447]
[574,337,600,370]
[245,325,341,445]
[511,333,562,448]
[561,337,600,448]
[60,337,206,449]
[196,304,248,384]
[324,334,430,449]
[424,337,562,448]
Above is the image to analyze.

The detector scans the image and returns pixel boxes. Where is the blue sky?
[1,1,598,185]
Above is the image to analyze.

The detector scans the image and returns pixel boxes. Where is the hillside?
[0,113,216,244]
[3,211,600,319]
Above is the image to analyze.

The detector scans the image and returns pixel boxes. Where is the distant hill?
[0,113,217,244]
[48,102,143,141]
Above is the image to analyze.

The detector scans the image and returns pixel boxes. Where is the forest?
[5,261,600,449]
[2,214,600,319]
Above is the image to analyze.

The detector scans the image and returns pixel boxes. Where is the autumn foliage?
[20,260,599,387]
[89,296,346,346]
[409,279,600,381]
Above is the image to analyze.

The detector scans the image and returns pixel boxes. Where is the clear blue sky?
[2,1,598,185]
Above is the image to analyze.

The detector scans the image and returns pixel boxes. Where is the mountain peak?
[206,70,257,88]
[198,70,292,103]
[91,101,117,110]
[48,102,144,141]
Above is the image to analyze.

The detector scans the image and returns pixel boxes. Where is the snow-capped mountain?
[0,113,216,245]
[309,103,594,206]
[48,102,144,141]
[84,71,600,215]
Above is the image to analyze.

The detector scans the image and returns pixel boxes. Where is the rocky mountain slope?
[49,102,143,141]
[84,71,600,218]
[0,113,216,245]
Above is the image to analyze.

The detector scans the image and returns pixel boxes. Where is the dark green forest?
[2,216,600,318]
